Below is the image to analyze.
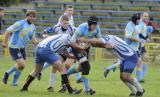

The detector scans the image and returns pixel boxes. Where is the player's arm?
[125,26,141,42]
[69,30,89,51]
[42,26,55,38]
[60,50,76,59]
[78,37,115,48]
[2,22,21,48]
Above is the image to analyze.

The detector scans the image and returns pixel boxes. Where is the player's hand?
[42,34,49,38]
[80,42,90,50]
[77,37,87,42]
[2,42,7,48]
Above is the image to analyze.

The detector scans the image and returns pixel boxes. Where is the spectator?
[0,8,4,34]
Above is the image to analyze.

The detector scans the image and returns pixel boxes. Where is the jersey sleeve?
[43,26,55,34]
[95,26,101,38]
[6,21,21,33]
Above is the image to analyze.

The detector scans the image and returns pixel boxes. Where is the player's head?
[141,12,149,22]
[26,10,37,24]
[60,15,69,29]
[65,5,74,16]
[88,16,99,31]
[0,7,4,18]
[131,13,141,25]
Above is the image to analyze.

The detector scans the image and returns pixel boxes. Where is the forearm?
[87,38,105,47]
[128,36,140,42]
[70,43,84,51]
[3,32,10,44]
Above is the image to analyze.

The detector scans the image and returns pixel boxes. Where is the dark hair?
[131,13,140,25]
[88,16,99,26]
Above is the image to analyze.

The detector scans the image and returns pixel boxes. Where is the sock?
[130,78,143,92]
[124,81,137,94]
[67,65,79,75]
[42,62,51,72]
[22,75,35,90]
[61,74,73,93]
[107,63,117,71]
[49,73,56,88]
[136,69,142,82]
[7,64,17,75]
[76,73,82,80]
[12,70,21,85]
[142,64,147,79]
[82,75,90,91]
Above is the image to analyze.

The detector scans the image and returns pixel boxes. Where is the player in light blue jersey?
[2,10,38,86]
[65,16,101,95]
[103,13,141,78]
[20,34,86,94]
[78,34,145,97]
[137,12,149,83]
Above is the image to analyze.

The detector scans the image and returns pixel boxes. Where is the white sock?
[125,81,137,94]
[49,73,56,88]
[131,78,143,92]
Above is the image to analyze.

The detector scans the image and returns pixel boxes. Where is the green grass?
[0,56,160,97]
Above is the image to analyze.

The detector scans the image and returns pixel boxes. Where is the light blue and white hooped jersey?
[101,35,135,61]
[37,34,70,53]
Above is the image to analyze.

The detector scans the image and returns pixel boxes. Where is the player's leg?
[64,58,82,83]
[20,47,45,91]
[20,62,44,91]
[70,48,95,95]
[52,56,82,94]
[47,65,57,92]
[122,53,144,97]
[12,48,26,86]
[140,47,147,82]
[120,62,136,96]
[135,51,143,82]
[3,48,25,85]
[104,61,120,78]
[37,62,51,80]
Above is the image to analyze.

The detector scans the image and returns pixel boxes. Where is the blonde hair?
[65,5,73,10]
[25,10,37,17]
[61,15,69,21]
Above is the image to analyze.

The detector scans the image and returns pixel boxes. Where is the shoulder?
[77,22,88,30]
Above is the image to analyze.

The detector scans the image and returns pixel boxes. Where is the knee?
[81,61,90,75]
[17,63,25,70]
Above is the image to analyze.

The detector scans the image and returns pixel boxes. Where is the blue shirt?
[125,21,139,51]
[7,19,36,48]
[147,26,153,34]
[70,22,101,43]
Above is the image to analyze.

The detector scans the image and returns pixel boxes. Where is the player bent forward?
[20,34,86,94]
[78,35,145,97]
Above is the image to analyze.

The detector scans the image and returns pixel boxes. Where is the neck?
[27,20,32,24]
